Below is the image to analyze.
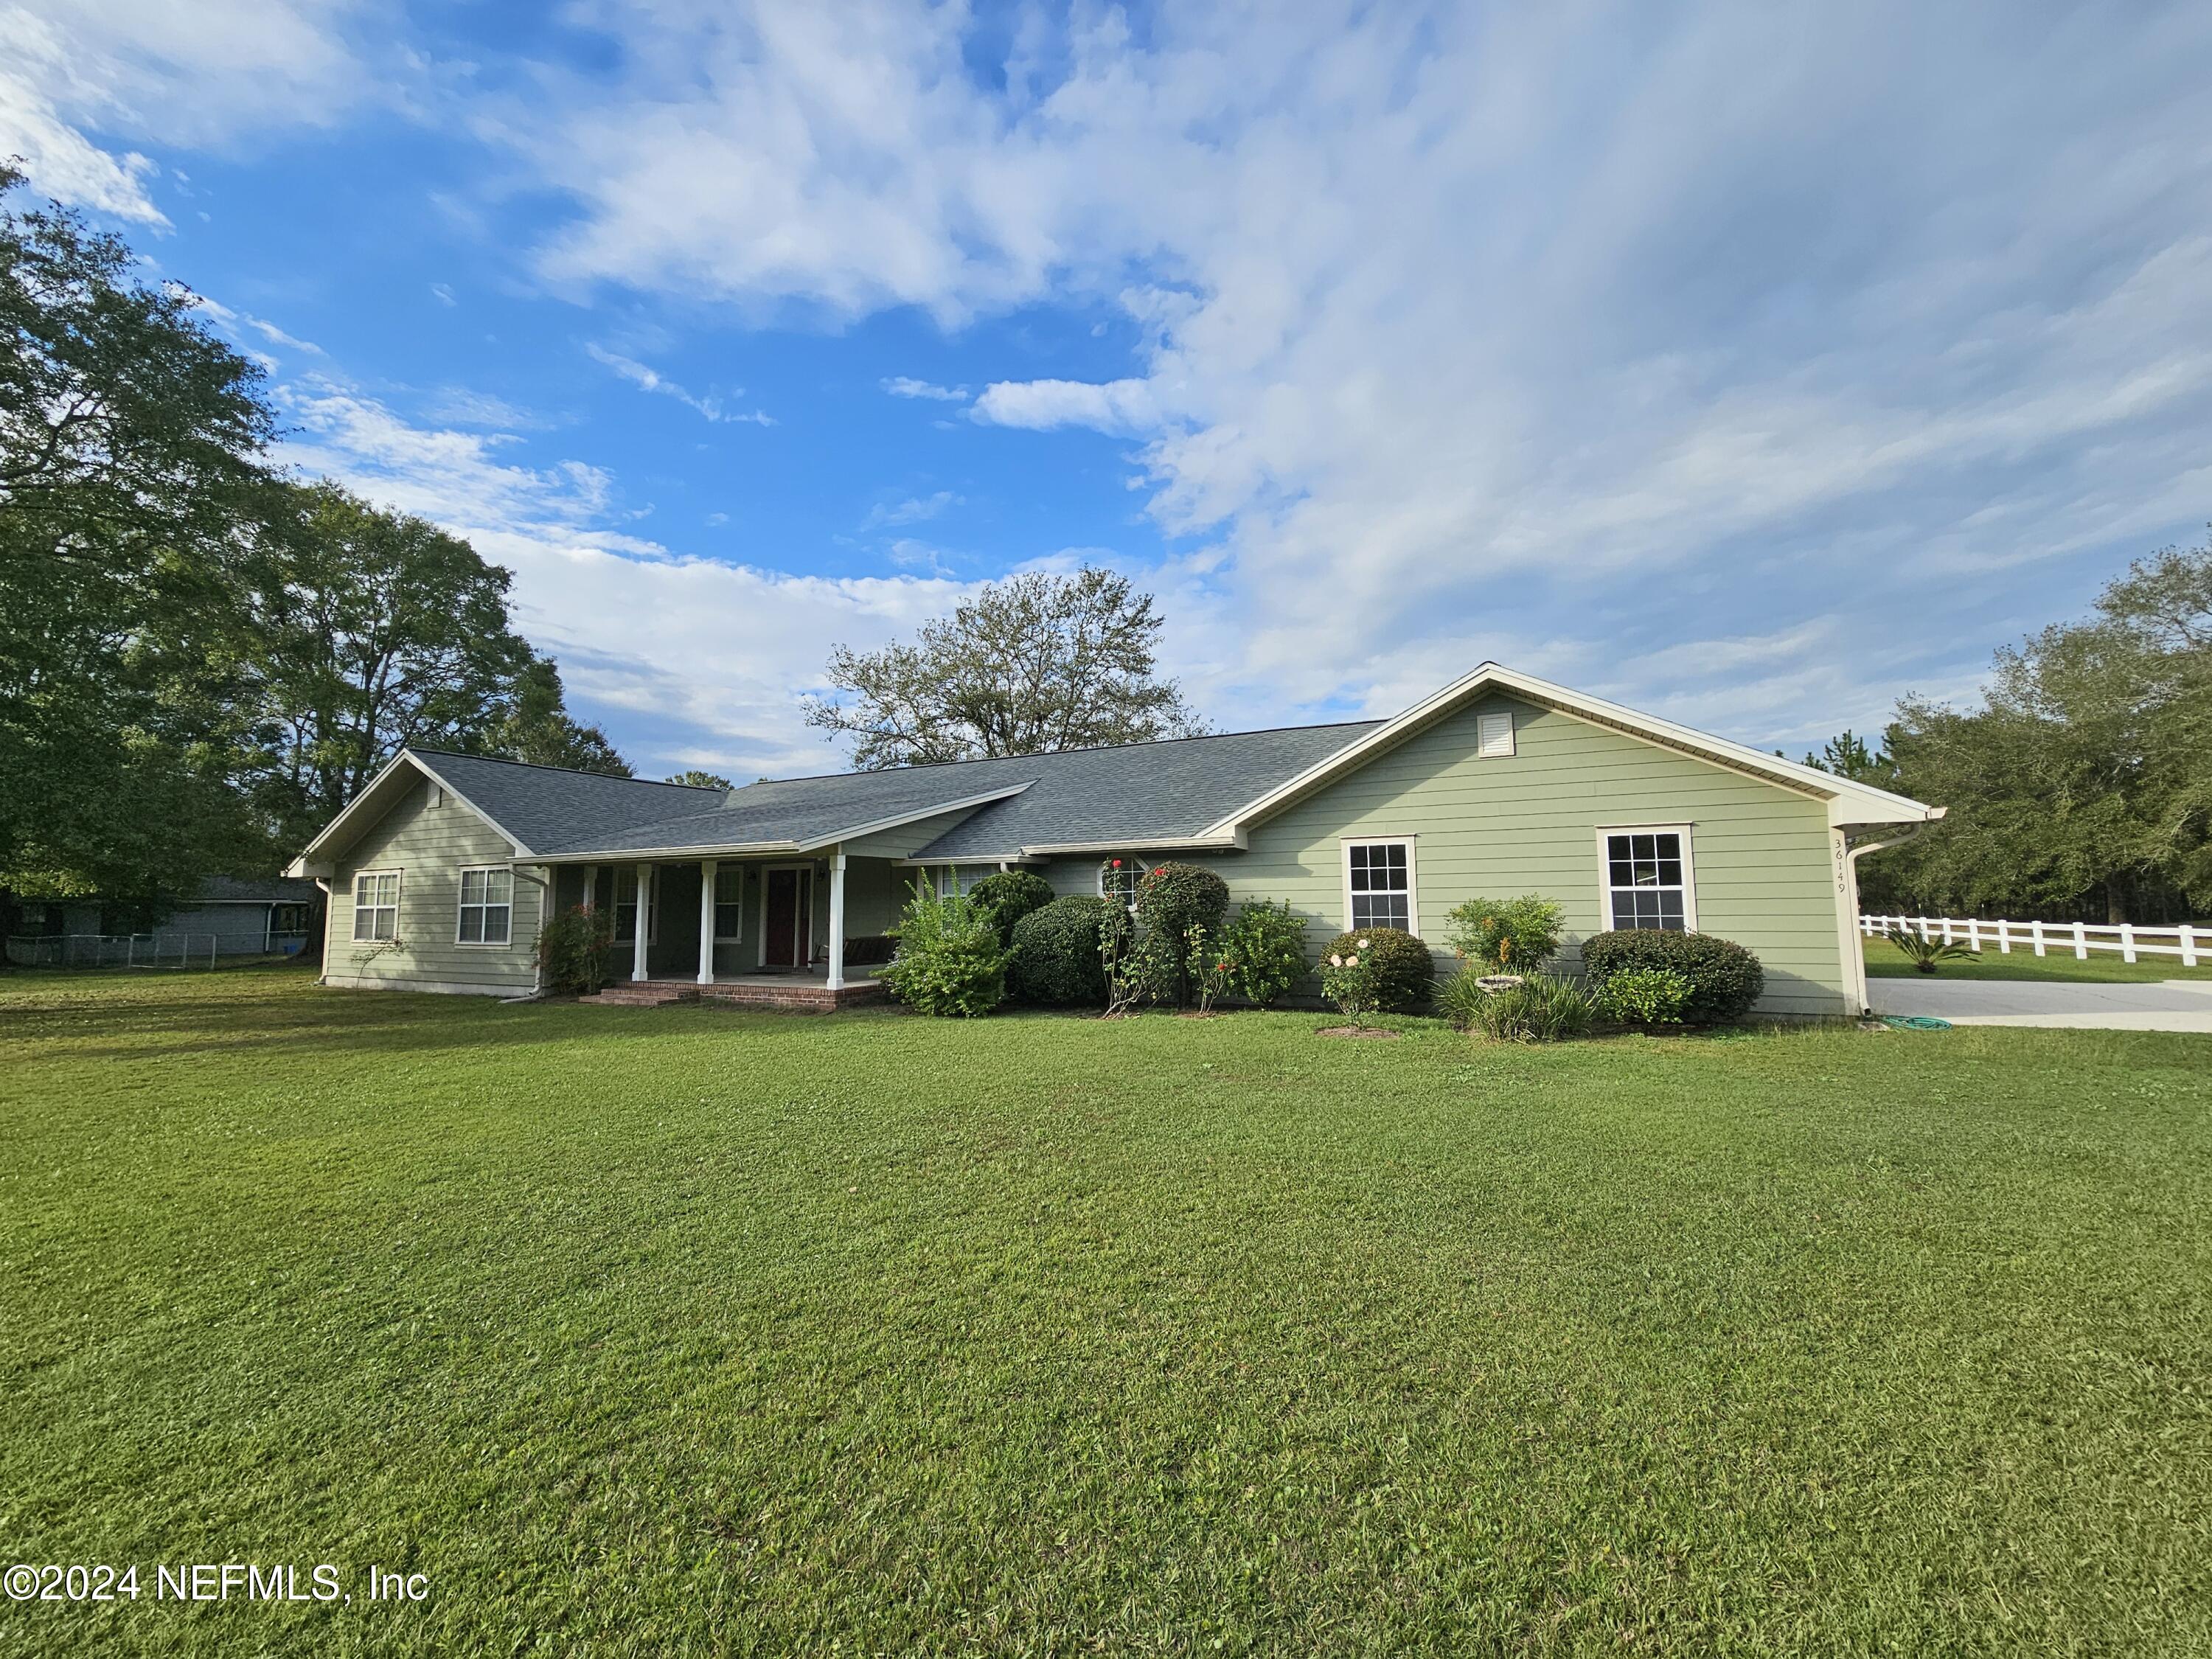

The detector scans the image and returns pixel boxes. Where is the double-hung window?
[713,864,744,941]
[1343,839,1416,933]
[1099,856,1144,912]
[351,871,400,942]
[613,866,655,943]
[1600,827,1694,931]
[457,866,513,945]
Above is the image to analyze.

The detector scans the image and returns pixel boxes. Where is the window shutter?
[1477,711,1515,757]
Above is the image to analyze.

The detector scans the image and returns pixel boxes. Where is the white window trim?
[713,863,745,943]
[453,863,515,948]
[1097,855,1144,913]
[351,869,400,943]
[1594,822,1699,932]
[1339,836,1419,937]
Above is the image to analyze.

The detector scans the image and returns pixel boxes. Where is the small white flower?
[1356,937,1371,949]
[1328,953,1343,967]
[1346,955,1360,967]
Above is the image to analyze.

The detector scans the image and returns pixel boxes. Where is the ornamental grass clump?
[1443,895,1565,973]
[880,881,1010,1018]
[1318,927,1433,1018]
[1468,974,1597,1043]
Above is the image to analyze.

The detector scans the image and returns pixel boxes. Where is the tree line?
[0,167,627,944]
[1805,538,2211,925]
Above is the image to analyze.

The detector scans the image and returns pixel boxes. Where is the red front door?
[764,869,810,967]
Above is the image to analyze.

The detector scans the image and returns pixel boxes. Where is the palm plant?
[1882,922,1980,974]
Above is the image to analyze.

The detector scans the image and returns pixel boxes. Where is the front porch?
[551,849,952,1006]
[582,970,889,1012]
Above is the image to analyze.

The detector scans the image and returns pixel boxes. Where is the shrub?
[1880,921,1978,974]
[1468,974,1596,1042]
[1597,966,1692,1025]
[1435,967,1491,1031]
[1220,900,1309,1007]
[880,882,1009,1018]
[964,869,1056,944]
[537,905,615,995]
[1008,896,1118,1006]
[1318,927,1434,1017]
[1187,922,1234,1014]
[1444,894,1565,973]
[1133,860,1231,1008]
[1580,930,1764,1024]
[840,934,896,968]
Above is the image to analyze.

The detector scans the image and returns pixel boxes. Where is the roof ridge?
[748,717,1384,788]
[409,747,728,791]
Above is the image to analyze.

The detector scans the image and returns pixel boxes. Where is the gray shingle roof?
[410,721,1380,860]
[411,751,730,855]
[197,875,322,904]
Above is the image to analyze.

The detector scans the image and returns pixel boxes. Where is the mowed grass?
[1863,933,2212,982]
[1,969,2208,1656]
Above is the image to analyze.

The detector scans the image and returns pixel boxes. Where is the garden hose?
[1880,1015,1952,1031]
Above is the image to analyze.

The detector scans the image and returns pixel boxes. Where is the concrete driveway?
[1866,976,2212,1032]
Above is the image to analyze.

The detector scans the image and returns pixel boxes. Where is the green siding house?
[287,664,1941,1016]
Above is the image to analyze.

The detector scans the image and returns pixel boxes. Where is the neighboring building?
[284,663,1943,1016]
[4,876,320,964]
[153,877,322,956]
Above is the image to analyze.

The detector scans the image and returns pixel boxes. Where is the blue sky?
[7,1,2211,782]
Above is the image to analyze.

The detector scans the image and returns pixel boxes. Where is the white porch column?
[697,859,718,985]
[631,862,652,982]
[827,848,848,990]
[581,866,597,913]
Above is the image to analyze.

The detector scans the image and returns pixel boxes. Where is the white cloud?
[861,490,958,529]
[429,281,456,306]
[495,1,2212,744]
[583,342,757,425]
[881,375,967,401]
[275,375,974,776]
[0,0,374,222]
[970,378,1160,435]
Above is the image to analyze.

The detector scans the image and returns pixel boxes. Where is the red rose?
[1110,859,1121,869]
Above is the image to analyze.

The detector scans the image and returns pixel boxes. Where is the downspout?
[312,879,333,986]
[507,865,553,1002]
[1841,814,1944,1015]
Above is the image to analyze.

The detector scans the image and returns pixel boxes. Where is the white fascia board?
[1199,661,1943,837]
[533,841,801,864]
[792,782,1035,854]
[282,750,531,877]
[1016,835,1243,857]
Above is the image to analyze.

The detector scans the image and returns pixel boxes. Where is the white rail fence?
[1862,914,2204,967]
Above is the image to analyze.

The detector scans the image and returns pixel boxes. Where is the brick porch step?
[579,983,698,1006]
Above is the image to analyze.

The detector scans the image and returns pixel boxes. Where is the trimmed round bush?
[1009,895,1118,1006]
[1133,860,1230,936]
[1579,929,1764,1024]
[1318,926,1434,1015]
[964,868,1055,943]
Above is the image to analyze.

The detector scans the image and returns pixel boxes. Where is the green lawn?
[1861,933,2212,982]
[3,969,2208,1655]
